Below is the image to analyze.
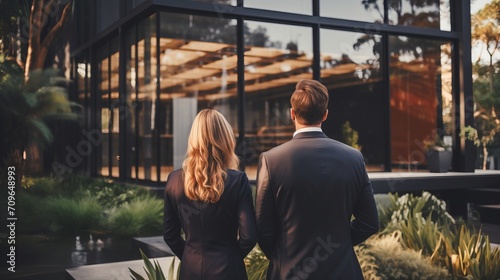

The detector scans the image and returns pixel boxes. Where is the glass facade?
[320,30,386,171]
[389,37,453,170]
[71,0,472,184]
[243,21,312,177]
[245,0,312,15]
[321,0,451,31]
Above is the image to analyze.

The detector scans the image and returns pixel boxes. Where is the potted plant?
[423,135,452,173]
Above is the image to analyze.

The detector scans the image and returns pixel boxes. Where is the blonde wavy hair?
[182,109,239,203]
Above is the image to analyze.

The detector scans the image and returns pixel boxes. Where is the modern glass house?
[69,0,481,187]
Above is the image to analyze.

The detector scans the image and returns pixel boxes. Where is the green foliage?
[341,121,360,150]
[0,55,76,178]
[445,225,500,280]
[245,246,269,280]
[106,195,163,236]
[377,192,500,279]
[18,176,159,236]
[356,232,451,280]
[44,196,103,233]
[129,249,175,280]
[382,192,454,232]
[16,191,49,233]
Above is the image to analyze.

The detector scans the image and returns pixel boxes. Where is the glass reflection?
[320,29,386,171]
[387,0,450,30]
[321,0,384,23]
[243,21,312,179]
[98,38,120,178]
[98,46,109,177]
[389,36,453,171]
[325,0,451,30]
[245,0,312,15]
[124,13,239,181]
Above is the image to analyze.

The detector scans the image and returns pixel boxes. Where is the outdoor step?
[132,236,174,258]
[477,205,500,225]
[65,256,178,280]
[466,188,500,205]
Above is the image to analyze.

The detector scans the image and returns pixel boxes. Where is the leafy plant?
[129,249,169,280]
[356,232,451,280]
[461,124,500,170]
[44,196,103,233]
[341,121,360,150]
[423,134,451,151]
[0,55,76,179]
[106,195,163,236]
[383,192,455,231]
[445,225,500,280]
[380,192,500,279]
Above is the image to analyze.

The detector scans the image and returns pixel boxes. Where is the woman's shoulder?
[165,169,183,192]
[166,169,182,181]
[227,169,248,180]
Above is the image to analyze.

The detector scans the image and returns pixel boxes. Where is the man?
[255,79,379,280]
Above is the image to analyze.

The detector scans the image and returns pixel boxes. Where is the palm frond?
[27,119,53,144]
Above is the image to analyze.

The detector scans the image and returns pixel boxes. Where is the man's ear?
[322,109,328,122]
[290,108,296,121]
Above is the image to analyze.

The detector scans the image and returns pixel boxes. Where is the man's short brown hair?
[290,79,329,125]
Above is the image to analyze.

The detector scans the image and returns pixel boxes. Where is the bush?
[44,196,103,233]
[356,232,451,280]
[16,192,49,233]
[445,225,500,280]
[380,192,500,280]
[383,192,454,231]
[18,175,156,235]
[106,195,163,236]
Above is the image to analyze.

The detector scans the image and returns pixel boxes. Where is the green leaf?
[129,267,146,280]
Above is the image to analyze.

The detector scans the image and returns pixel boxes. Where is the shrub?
[445,225,500,280]
[16,192,49,233]
[22,176,63,197]
[356,232,451,280]
[44,196,103,233]
[384,192,455,231]
[106,195,163,236]
[381,192,500,280]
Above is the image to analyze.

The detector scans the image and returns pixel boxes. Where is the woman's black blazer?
[163,169,257,280]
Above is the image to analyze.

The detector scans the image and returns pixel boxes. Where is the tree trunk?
[24,0,72,79]
[482,144,488,170]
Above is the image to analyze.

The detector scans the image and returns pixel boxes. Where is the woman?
[163,109,257,280]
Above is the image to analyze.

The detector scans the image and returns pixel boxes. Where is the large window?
[76,0,468,183]
[98,37,120,178]
[243,21,312,178]
[321,1,384,23]
[388,0,451,31]
[389,37,453,171]
[321,0,450,31]
[123,13,238,182]
[320,30,386,171]
[245,0,312,15]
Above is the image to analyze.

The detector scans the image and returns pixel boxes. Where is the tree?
[24,0,72,79]
[0,0,72,78]
[470,0,500,169]
[0,55,74,179]
[472,0,500,97]
[0,0,74,178]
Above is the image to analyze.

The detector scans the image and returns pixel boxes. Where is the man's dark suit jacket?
[256,131,379,280]
[163,169,257,280]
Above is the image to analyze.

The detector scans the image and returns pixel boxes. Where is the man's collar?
[293,127,323,138]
